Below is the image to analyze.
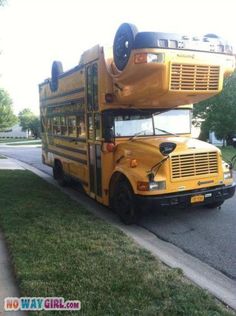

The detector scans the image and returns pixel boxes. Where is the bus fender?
[108,170,138,207]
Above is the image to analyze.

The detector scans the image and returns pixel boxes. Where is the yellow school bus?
[39,23,236,224]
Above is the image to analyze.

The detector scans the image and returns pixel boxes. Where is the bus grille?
[171,152,218,179]
[170,64,220,91]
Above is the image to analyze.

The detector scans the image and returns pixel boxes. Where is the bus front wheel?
[113,180,137,225]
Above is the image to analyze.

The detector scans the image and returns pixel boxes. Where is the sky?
[0,0,236,115]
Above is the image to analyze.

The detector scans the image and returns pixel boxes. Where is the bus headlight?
[147,53,165,63]
[225,57,235,70]
[137,180,166,191]
[149,181,166,190]
[134,53,165,64]
[224,171,232,179]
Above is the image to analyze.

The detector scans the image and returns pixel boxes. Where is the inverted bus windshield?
[113,109,191,137]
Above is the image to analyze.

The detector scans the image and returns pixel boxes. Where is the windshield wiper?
[154,127,179,137]
[128,129,153,141]
[129,127,178,141]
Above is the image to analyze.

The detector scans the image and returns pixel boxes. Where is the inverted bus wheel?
[113,23,138,71]
[50,60,63,92]
[113,180,137,225]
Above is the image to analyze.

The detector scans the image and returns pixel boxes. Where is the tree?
[30,116,41,139]
[0,0,6,7]
[0,88,17,131]
[18,108,41,138]
[193,71,236,146]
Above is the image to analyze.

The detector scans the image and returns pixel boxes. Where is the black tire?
[113,180,137,225]
[205,201,224,209]
[113,23,138,71]
[50,60,63,92]
[53,161,67,186]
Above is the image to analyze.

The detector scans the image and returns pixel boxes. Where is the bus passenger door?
[87,113,102,199]
[86,63,102,200]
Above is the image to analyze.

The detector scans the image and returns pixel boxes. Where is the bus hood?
[114,136,224,193]
[116,136,220,157]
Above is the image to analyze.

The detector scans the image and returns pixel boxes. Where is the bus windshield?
[113,109,191,137]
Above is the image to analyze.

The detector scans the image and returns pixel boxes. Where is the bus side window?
[92,63,98,111]
[88,114,93,140]
[68,116,76,137]
[53,116,61,135]
[52,117,56,134]
[61,116,67,135]
[87,63,98,111]
[95,113,101,140]
[77,115,86,139]
[87,66,93,111]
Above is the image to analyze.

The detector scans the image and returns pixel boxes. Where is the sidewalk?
[0,157,26,315]
[0,158,24,170]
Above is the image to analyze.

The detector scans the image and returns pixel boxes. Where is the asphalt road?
[1,145,236,280]
[0,146,52,175]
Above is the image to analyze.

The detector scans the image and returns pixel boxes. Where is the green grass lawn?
[220,146,236,169]
[0,171,234,316]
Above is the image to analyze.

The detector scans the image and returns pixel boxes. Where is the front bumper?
[135,183,236,209]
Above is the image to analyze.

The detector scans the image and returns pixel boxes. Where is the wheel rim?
[113,23,138,71]
[114,32,131,68]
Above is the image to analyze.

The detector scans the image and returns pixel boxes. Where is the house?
[209,131,223,146]
[0,124,30,138]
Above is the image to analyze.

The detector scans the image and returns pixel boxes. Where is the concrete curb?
[2,157,236,311]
